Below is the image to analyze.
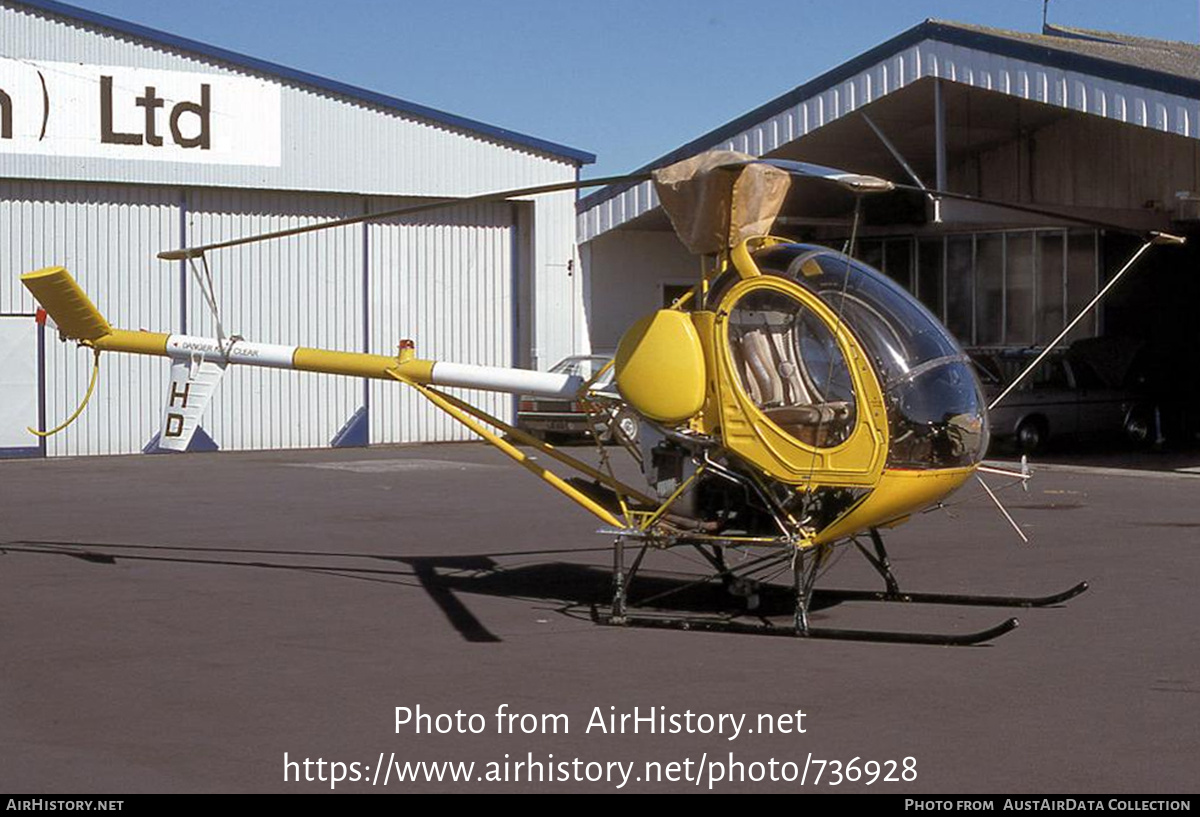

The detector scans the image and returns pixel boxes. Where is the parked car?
[516,354,639,445]
[972,339,1154,453]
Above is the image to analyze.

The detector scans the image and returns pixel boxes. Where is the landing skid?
[591,606,1020,646]
[814,582,1089,609]
[593,528,1085,646]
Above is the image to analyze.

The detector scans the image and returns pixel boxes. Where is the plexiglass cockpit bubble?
[751,244,989,468]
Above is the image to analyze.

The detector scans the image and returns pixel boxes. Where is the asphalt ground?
[1,442,1197,794]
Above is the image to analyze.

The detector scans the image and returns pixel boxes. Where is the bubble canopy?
[751,244,989,468]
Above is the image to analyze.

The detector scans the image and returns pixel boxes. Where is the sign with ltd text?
[0,58,281,166]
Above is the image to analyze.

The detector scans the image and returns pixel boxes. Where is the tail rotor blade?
[154,358,226,452]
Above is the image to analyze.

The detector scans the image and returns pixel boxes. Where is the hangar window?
[852,229,1100,349]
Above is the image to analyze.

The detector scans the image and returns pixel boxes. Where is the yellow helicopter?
[20,150,1176,644]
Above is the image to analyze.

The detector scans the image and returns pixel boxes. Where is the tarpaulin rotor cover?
[652,150,791,255]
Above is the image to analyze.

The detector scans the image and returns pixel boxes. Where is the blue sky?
[58,0,1200,178]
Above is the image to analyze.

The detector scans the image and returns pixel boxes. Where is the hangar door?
[181,194,525,449]
[0,315,40,457]
[367,200,522,444]
[0,181,183,458]
[0,184,524,454]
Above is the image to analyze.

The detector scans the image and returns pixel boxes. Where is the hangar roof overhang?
[7,0,595,165]
[578,19,1200,241]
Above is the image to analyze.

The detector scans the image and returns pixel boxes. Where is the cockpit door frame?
[713,275,889,487]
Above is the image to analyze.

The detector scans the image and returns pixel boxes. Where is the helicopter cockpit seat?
[732,322,852,448]
[735,329,783,406]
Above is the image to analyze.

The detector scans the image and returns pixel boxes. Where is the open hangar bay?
[580,21,1200,448]
[0,442,1196,793]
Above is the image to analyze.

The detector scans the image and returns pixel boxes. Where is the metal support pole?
[934,79,947,224]
[868,528,901,597]
[862,113,928,191]
[793,550,810,635]
[612,537,627,623]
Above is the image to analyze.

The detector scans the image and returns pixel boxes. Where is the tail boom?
[21,266,584,399]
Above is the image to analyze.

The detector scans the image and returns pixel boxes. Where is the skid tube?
[591,607,1020,646]
[836,528,1090,609]
[590,530,1028,646]
[813,582,1089,609]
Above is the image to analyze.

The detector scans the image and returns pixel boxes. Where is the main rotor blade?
[975,475,1029,544]
[157,171,654,260]
[157,151,1180,262]
[892,182,1166,235]
[986,236,1170,411]
[157,156,906,260]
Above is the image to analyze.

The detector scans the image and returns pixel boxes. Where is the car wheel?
[1015,418,1046,454]
[1124,404,1153,446]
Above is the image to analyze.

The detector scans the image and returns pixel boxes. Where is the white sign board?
[0,58,281,166]
[0,316,38,450]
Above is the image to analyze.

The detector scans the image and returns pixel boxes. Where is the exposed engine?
[635,423,864,538]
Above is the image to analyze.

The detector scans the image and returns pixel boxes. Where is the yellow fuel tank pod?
[614,310,706,424]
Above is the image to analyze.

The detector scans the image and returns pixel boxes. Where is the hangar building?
[579,20,1200,444]
[0,0,593,458]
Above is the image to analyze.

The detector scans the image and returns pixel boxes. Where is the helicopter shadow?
[4,539,837,643]
[390,555,843,643]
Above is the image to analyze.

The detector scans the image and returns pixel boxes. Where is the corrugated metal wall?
[367,201,515,444]
[185,190,365,451]
[0,180,181,456]
[0,181,521,456]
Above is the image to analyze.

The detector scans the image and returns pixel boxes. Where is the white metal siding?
[367,201,514,444]
[0,183,532,456]
[0,179,181,456]
[0,315,39,449]
[184,190,364,452]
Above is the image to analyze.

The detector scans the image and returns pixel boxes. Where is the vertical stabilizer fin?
[21,267,111,341]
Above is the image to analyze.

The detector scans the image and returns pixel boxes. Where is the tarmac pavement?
[1,442,1197,793]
